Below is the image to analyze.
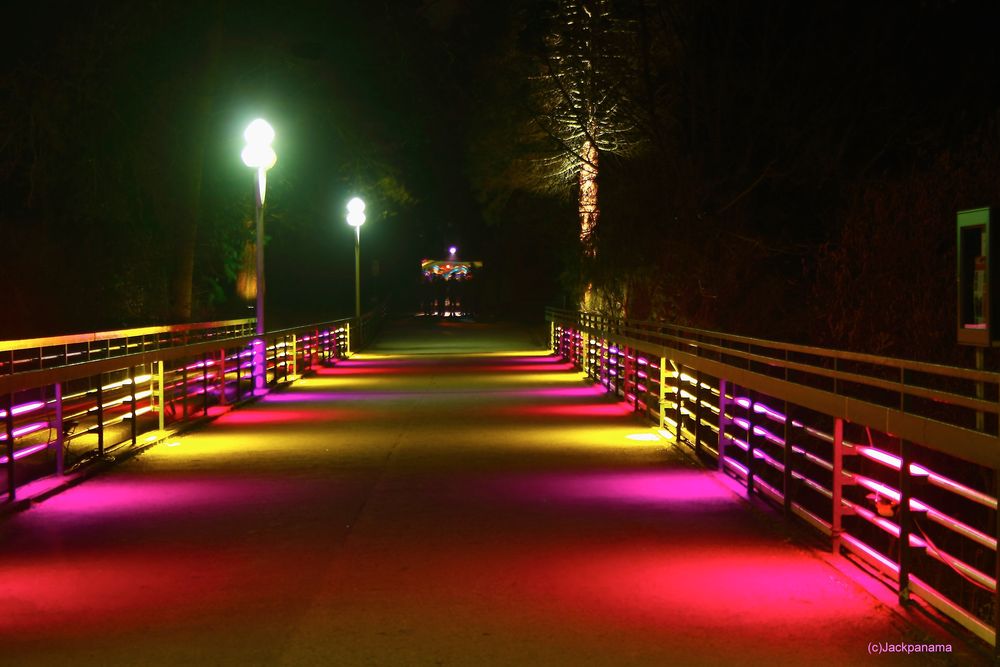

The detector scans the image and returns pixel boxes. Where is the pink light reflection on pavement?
[216,409,354,425]
[316,362,574,376]
[477,470,735,508]
[493,403,634,418]
[263,386,607,404]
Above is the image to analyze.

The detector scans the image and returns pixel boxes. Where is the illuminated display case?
[957,207,995,346]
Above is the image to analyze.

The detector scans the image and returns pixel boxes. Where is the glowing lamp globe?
[347,197,366,227]
[241,144,277,170]
[244,118,275,146]
[241,119,277,169]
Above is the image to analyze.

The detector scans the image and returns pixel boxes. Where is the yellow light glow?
[626,432,661,442]
[657,428,675,442]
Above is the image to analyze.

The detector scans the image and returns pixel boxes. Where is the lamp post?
[346,197,366,319]
[241,118,276,392]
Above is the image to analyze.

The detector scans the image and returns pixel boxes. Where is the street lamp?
[449,246,457,257]
[242,118,276,392]
[346,197,366,319]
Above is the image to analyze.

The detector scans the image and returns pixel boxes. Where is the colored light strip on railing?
[0,421,47,441]
[857,446,930,477]
[0,400,45,419]
[753,402,787,423]
[0,442,49,465]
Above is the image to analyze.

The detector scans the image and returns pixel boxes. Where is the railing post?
[129,366,138,446]
[346,324,352,357]
[202,354,209,415]
[54,382,64,476]
[717,379,728,470]
[831,417,844,553]
[235,350,244,402]
[994,467,1000,662]
[4,394,15,501]
[217,348,227,406]
[746,392,756,496]
[782,399,792,516]
[181,361,188,420]
[693,371,703,456]
[268,338,277,387]
[673,362,682,444]
[96,378,105,457]
[550,321,555,352]
[659,356,668,434]
[156,360,165,431]
[898,438,913,604]
[290,334,298,378]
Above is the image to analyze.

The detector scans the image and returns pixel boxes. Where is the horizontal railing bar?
[557,308,1000,384]
[583,328,1000,470]
[0,319,255,353]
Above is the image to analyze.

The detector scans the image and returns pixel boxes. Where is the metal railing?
[0,310,383,503]
[547,306,1000,651]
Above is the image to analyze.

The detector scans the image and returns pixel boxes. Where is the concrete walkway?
[0,320,984,665]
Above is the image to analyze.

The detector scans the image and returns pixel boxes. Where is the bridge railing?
[0,310,382,504]
[547,306,1000,650]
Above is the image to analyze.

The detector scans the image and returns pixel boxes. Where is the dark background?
[2,1,1000,364]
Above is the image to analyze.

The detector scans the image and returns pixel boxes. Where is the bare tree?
[531,0,642,266]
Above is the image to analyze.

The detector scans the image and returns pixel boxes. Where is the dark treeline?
[0,3,429,336]
[3,1,1000,365]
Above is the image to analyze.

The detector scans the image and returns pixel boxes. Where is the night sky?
[4,1,1000,359]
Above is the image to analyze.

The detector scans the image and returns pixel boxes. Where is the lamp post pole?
[346,197,367,321]
[242,119,276,393]
[354,224,361,319]
[255,171,265,339]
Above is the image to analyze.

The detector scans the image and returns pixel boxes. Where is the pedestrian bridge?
[0,313,992,664]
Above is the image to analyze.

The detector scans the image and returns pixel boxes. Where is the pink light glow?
[496,403,632,418]
[0,421,47,441]
[752,425,783,445]
[855,475,901,503]
[723,457,750,476]
[0,442,49,464]
[0,400,45,419]
[752,402,787,423]
[859,446,930,476]
[217,406,367,425]
[727,437,749,452]
[482,470,738,506]
[734,397,751,408]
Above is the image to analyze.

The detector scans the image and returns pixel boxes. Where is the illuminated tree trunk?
[579,139,599,254]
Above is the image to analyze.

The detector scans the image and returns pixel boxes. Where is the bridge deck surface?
[0,320,982,665]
